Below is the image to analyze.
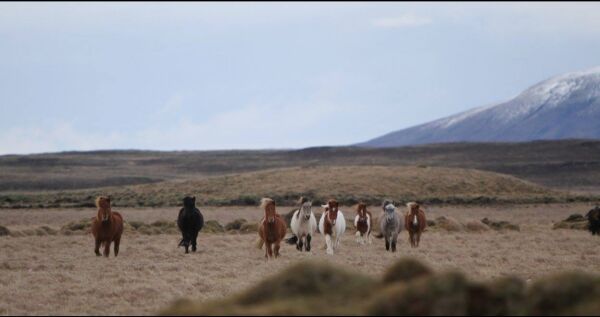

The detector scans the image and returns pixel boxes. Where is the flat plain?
[1,203,598,315]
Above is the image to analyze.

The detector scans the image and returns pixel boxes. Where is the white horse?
[318,199,346,255]
[287,199,318,252]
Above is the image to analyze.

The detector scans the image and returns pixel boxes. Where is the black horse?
[177,196,204,253]
[587,206,600,236]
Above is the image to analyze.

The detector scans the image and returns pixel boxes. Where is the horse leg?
[355,231,361,243]
[274,241,281,258]
[297,235,303,251]
[114,236,121,257]
[94,238,101,256]
[367,231,372,245]
[391,233,398,252]
[103,241,111,257]
[265,242,273,258]
[306,234,312,252]
[385,235,390,251]
[325,234,333,255]
[191,232,198,252]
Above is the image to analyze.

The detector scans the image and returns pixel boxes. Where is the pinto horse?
[91,196,124,257]
[354,203,372,245]
[405,202,427,248]
[258,198,287,259]
[319,199,346,255]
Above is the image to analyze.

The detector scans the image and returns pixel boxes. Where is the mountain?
[360,67,600,147]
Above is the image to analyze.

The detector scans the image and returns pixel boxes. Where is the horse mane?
[297,196,308,205]
[406,202,419,210]
[96,196,111,210]
[382,199,394,209]
[260,197,275,209]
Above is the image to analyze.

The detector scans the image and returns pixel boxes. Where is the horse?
[91,196,124,257]
[257,198,287,259]
[286,197,318,252]
[318,199,346,255]
[375,200,403,252]
[405,202,427,248]
[354,202,372,245]
[586,206,600,235]
[177,196,204,254]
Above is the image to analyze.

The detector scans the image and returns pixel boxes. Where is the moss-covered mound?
[160,258,600,316]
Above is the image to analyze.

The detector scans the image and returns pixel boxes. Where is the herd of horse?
[90,195,600,258]
[90,195,429,258]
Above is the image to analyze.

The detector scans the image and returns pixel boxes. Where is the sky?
[1,2,600,155]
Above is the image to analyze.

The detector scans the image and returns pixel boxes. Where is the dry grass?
[0,165,569,208]
[0,204,599,315]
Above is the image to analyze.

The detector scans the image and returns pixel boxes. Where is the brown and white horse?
[319,199,346,255]
[405,202,427,248]
[354,203,372,245]
[91,196,124,257]
[257,198,287,259]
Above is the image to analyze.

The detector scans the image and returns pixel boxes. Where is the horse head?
[383,202,396,222]
[357,203,368,221]
[96,196,112,223]
[183,196,196,209]
[326,199,339,226]
[261,198,276,224]
[407,202,421,224]
[299,200,312,221]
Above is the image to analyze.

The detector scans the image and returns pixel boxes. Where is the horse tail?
[285,234,298,245]
[255,237,264,249]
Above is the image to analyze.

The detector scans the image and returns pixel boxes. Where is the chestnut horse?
[257,198,287,259]
[405,202,427,248]
[91,196,124,257]
[354,203,372,245]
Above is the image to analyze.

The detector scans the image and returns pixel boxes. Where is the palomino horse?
[319,199,346,255]
[177,196,204,254]
[257,198,287,259]
[286,197,317,252]
[354,202,372,245]
[91,196,124,257]
[405,202,427,248]
[376,200,402,252]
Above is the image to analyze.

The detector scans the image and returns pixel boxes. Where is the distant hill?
[0,165,566,208]
[360,67,600,147]
[1,140,600,196]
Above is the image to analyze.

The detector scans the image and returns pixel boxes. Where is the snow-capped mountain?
[360,67,600,147]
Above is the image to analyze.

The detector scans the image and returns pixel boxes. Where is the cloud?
[0,100,343,154]
[0,123,124,155]
[372,13,432,28]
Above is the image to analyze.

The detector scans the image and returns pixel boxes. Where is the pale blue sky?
[1,2,600,154]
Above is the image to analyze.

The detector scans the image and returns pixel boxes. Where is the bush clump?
[481,218,520,231]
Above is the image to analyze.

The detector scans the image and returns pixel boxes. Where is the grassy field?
[0,203,598,315]
[2,140,600,194]
[1,165,585,208]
